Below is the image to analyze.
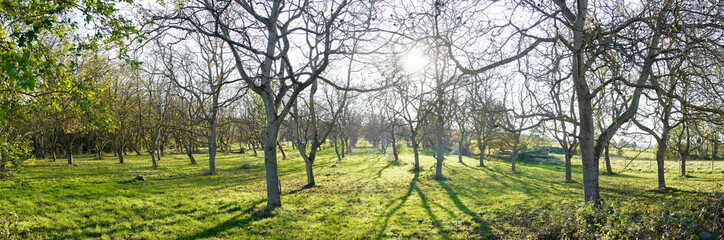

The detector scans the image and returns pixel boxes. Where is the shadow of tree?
[414,179,450,240]
[376,161,401,178]
[438,180,492,237]
[374,171,417,240]
[179,199,267,240]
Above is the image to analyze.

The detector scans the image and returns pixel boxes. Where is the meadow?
[1,143,723,239]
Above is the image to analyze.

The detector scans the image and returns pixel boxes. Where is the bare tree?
[159,33,245,174]
[150,0,381,208]
[291,81,348,187]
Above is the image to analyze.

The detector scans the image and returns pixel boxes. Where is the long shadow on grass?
[438,180,492,237]
[415,178,450,240]
[376,161,401,178]
[179,199,267,240]
[372,169,450,240]
[374,171,416,239]
[455,161,559,198]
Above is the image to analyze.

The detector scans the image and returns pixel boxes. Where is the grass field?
[1,142,723,239]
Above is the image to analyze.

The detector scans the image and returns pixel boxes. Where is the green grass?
[1,142,723,239]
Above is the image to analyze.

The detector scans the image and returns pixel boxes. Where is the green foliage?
[394,142,406,154]
[0,134,34,179]
[0,0,133,175]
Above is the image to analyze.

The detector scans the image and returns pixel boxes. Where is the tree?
[291,81,347,187]
[393,75,433,171]
[465,74,503,167]
[499,82,538,174]
[149,0,385,208]
[158,33,245,174]
[515,0,682,203]
[452,84,471,163]
[0,0,135,176]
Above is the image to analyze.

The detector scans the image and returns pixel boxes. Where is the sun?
[402,48,429,74]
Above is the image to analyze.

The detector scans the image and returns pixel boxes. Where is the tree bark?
[51,147,57,162]
[458,133,464,163]
[209,116,218,174]
[187,148,196,165]
[511,135,519,173]
[150,150,157,168]
[66,135,74,165]
[305,159,315,187]
[391,127,399,162]
[477,135,486,167]
[565,152,573,182]
[117,142,125,164]
[251,142,258,156]
[333,130,342,162]
[412,140,420,171]
[656,140,667,188]
[680,155,687,177]
[604,143,612,174]
[277,141,286,160]
[263,120,282,208]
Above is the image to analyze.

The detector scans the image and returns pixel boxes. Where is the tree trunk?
[263,120,282,208]
[477,135,486,167]
[458,133,464,163]
[209,117,218,174]
[346,135,352,154]
[656,142,667,188]
[565,151,573,182]
[578,101,600,203]
[117,142,125,164]
[511,138,519,174]
[66,136,74,165]
[186,138,197,165]
[187,149,197,165]
[251,142,258,156]
[569,0,600,205]
[305,159,315,187]
[277,141,286,160]
[156,143,162,162]
[604,143,612,174]
[680,154,687,177]
[341,136,347,157]
[391,128,398,162]
[150,150,157,168]
[435,134,444,179]
[656,128,671,187]
[412,141,420,171]
[435,154,443,179]
[333,131,342,162]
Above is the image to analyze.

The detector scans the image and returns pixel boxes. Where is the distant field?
[1,143,723,239]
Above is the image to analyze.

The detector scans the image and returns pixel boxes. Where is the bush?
[394,142,406,154]
[489,194,724,239]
